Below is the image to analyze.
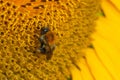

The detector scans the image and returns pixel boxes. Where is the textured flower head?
[0,0,101,80]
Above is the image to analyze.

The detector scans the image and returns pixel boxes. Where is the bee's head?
[41,27,50,35]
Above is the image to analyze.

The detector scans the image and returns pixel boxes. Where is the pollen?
[0,0,101,79]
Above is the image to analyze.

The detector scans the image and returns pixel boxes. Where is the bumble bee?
[39,27,56,60]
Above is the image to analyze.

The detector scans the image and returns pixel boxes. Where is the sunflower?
[71,0,120,80]
[1,0,117,80]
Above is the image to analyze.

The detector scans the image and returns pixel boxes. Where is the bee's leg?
[40,48,46,53]
[39,46,52,60]
[39,35,48,46]
[40,45,46,53]
[39,36,44,44]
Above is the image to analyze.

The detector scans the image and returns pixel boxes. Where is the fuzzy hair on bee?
[39,27,56,60]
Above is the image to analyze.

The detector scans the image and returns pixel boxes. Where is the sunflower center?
[0,0,101,79]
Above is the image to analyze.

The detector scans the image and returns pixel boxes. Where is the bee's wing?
[46,52,53,60]
[45,44,54,60]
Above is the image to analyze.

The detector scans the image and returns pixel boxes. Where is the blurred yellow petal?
[96,0,120,50]
[92,34,120,79]
[94,19,120,56]
[78,58,94,80]
[109,0,120,11]
[85,48,114,80]
[101,0,120,19]
[77,0,120,80]
[70,66,83,80]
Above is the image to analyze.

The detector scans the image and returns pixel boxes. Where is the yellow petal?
[70,66,83,80]
[77,58,95,80]
[92,33,120,79]
[95,17,120,51]
[110,0,120,10]
[101,0,120,19]
[85,48,119,80]
[96,0,120,50]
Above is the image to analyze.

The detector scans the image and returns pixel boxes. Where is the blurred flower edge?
[71,0,120,80]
